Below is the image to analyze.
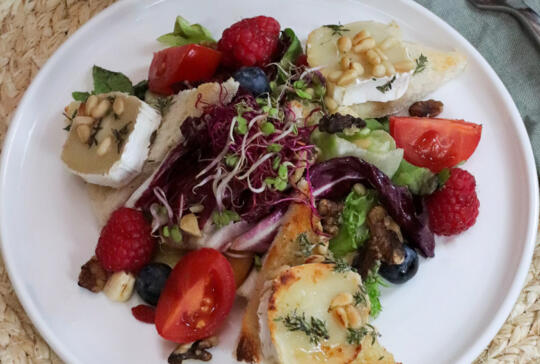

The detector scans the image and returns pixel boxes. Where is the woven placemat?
[0,1,538,363]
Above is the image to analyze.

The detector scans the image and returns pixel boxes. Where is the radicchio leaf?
[309,157,435,257]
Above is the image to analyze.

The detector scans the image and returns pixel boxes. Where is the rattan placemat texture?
[0,1,538,363]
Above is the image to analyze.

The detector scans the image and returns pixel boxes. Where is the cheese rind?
[61,92,160,188]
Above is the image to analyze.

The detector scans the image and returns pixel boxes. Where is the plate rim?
[0,0,538,363]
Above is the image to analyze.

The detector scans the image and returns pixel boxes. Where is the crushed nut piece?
[409,99,444,117]
[78,256,108,293]
[168,337,218,364]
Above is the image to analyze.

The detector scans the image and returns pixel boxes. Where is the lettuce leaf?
[312,129,403,177]
[157,16,215,47]
[330,189,377,258]
[364,271,385,318]
[392,160,438,195]
[309,156,435,257]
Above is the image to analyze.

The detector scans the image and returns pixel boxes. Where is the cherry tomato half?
[389,116,482,173]
[155,248,235,343]
[148,44,222,95]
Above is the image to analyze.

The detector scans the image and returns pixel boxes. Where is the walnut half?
[408,99,443,118]
[168,337,218,364]
[78,256,108,293]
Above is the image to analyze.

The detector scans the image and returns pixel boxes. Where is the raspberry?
[218,16,280,68]
[427,168,479,236]
[95,207,155,272]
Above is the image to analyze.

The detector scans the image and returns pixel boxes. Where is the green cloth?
[415,0,540,172]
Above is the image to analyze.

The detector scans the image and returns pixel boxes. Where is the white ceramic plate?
[1,0,538,363]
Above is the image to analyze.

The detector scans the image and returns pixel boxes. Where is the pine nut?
[85,95,98,115]
[103,272,135,302]
[324,96,338,112]
[73,116,95,126]
[96,136,112,156]
[76,125,91,143]
[366,49,382,65]
[394,60,415,72]
[337,36,352,53]
[337,69,358,86]
[327,70,343,82]
[352,30,370,45]
[353,183,366,195]
[352,37,376,53]
[380,36,398,50]
[374,47,388,61]
[113,97,125,116]
[330,292,354,308]
[340,56,351,70]
[334,306,349,327]
[91,99,111,119]
[326,82,335,95]
[314,243,328,255]
[372,64,386,78]
[189,203,204,213]
[350,62,364,75]
[384,61,396,76]
[346,305,363,328]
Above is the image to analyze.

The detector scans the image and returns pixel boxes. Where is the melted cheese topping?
[266,263,366,364]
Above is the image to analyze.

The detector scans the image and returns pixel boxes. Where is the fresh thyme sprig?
[376,75,396,93]
[62,109,78,131]
[112,122,131,153]
[414,54,428,75]
[323,256,357,274]
[296,233,314,257]
[353,289,366,306]
[346,324,379,345]
[87,118,103,147]
[276,310,329,345]
[153,96,174,116]
[323,24,350,37]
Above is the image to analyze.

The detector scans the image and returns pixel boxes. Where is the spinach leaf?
[92,66,133,94]
[133,80,149,100]
[392,160,438,195]
[157,16,215,47]
[279,28,302,72]
[72,91,90,102]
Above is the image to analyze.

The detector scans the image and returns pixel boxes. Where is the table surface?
[0,1,538,363]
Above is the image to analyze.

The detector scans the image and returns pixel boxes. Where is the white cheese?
[265,263,367,364]
[331,71,413,105]
[61,93,160,188]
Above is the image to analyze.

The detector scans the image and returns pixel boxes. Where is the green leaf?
[133,80,149,100]
[254,255,262,271]
[329,189,377,257]
[438,168,451,187]
[92,66,133,94]
[272,156,281,170]
[295,89,313,100]
[212,210,241,228]
[225,154,239,168]
[72,91,90,102]
[364,271,384,318]
[157,15,215,47]
[235,116,248,135]
[414,54,428,75]
[363,118,384,131]
[170,225,183,244]
[267,143,283,153]
[162,226,170,238]
[279,28,303,74]
[261,122,275,135]
[278,164,288,179]
[392,160,438,195]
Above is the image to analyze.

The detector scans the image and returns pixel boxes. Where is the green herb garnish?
[72,91,90,102]
[254,255,262,271]
[323,24,350,37]
[212,210,241,228]
[112,122,131,153]
[225,154,239,168]
[414,54,428,75]
[235,115,248,135]
[87,118,103,147]
[170,225,183,243]
[276,310,329,345]
[353,289,366,306]
[376,75,396,93]
[272,156,281,170]
[296,233,313,257]
[267,143,283,153]
[157,15,215,47]
[346,325,379,345]
[261,122,275,135]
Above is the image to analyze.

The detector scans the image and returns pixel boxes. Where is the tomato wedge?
[148,44,222,95]
[389,116,482,173]
[155,248,235,343]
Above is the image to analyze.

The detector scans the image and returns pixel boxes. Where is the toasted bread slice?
[236,202,319,363]
[87,78,239,226]
[336,43,467,118]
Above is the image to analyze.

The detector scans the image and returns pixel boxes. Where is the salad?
[65,14,482,364]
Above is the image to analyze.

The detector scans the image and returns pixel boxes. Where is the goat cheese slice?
[264,263,368,364]
[61,92,161,188]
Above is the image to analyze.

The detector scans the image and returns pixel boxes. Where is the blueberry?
[233,67,270,95]
[379,245,419,284]
[135,262,171,306]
